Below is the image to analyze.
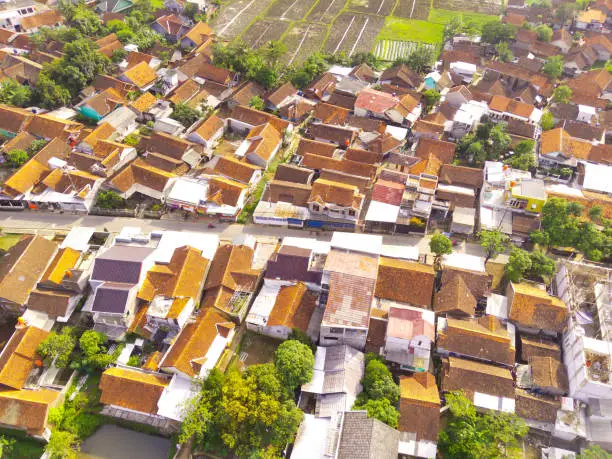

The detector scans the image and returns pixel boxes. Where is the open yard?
[347,0,395,16]
[377,16,444,44]
[428,8,498,27]
[281,22,328,66]
[242,19,290,48]
[266,0,320,21]
[210,0,277,40]
[238,331,281,367]
[324,13,385,56]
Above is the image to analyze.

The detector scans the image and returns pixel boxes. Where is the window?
[329,327,343,334]
[348,209,355,216]
[312,204,320,211]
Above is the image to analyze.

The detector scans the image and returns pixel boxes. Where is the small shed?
[451,207,475,235]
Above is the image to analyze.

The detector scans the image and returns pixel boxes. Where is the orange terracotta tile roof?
[207,176,247,207]
[82,122,116,147]
[183,21,213,46]
[578,8,607,23]
[309,178,362,208]
[193,114,224,142]
[508,282,568,333]
[267,283,317,331]
[111,158,176,194]
[375,257,435,308]
[40,247,80,285]
[130,91,157,113]
[213,155,260,184]
[489,95,535,118]
[245,123,282,162]
[2,158,50,196]
[99,367,169,414]
[169,79,200,105]
[0,326,49,390]
[400,372,440,405]
[121,61,157,88]
[0,388,60,435]
[159,307,234,377]
[540,128,593,160]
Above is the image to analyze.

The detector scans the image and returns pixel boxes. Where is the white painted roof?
[365,200,400,223]
[380,244,419,261]
[385,124,408,140]
[290,414,331,459]
[486,293,509,320]
[579,161,611,194]
[167,178,208,206]
[60,226,95,251]
[443,252,485,272]
[330,232,383,256]
[282,236,331,254]
[473,392,515,413]
[154,230,219,262]
[157,374,198,421]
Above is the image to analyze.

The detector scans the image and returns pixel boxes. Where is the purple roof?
[91,245,154,284]
[265,246,322,285]
[92,283,132,313]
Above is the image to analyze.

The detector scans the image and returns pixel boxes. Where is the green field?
[428,8,499,28]
[377,17,445,44]
[0,234,21,250]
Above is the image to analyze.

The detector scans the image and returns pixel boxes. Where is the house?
[335,411,399,459]
[142,131,205,168]
[95,33,123,58]
[551,29,573,54]
[186,114,224,154]
[441,356,516,412]
[19,10,63,34]
[306,72,336,100]
[300,345,365,418]
[433,265,492,317]
[354,88,421,126]
[586,34,612,61]
[0,0,36,32]
[226,105,291,135]
[398,372,440,457]
[180,21,213,50]
[76,88,125,122]
[0,235,58,312]
[212,156,261,186]
[110,158,176,201]
[488,95,541,124]
[158,306,235,378]
[312,102,350,125]
[0,324,62,439]
[507,282,568,336]
[307,178,365,228]
[235,123,282,168]
[26,114,82,141]
[84,245,156,339]
[151,14,190,42]
[119,61,158,91]
[246,282,319,341]
[379,64,421,89]
[575,8,607,30]
[319,235,381,350]
[0,104,31,138]
[70,139,137,178]
[384,305,435,372]
[375,257,435,309]
[308,123,358,147]
[437,316,516,367]
[266,82,298,110]
[200,241,261,321]
[136,245,213,340]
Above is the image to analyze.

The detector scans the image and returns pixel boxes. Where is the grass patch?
[150,0,164,10]
[0,428,45,459]
[0,234,22,250]
[377,17,444,44]
[428,8,498,28]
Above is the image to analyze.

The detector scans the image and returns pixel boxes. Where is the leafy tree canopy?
[96,190,125,209]
[481,21,516,44]
[37,327,77,368]
[353,398,399,428]
[543,55,564,79]
[479,230,509,262]
[535,24,553,42]
[6,149,28,168]
[170,103,200,128]
[274,340,315,390]
[0,78,32,107]
[249,95,265,110]
[541,110,555,131]
[552,85,572,103]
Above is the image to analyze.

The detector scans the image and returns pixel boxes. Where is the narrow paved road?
[0,211,488,257]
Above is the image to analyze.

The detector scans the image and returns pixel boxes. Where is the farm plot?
[432,0,503,15]
[394,0,431,20]
[266,0,320,21]
[428,8,498,27]
[307,0,348,23]
[377,17,444,44]
[242,19,290,48]
[374,40,436,61]
[346,0,395,16]
[210,0,276,40]
[324,13,385,56]
[281,22,328,66]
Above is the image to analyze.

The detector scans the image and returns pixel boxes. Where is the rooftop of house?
[508,282,568,333]
[375,257,435,308]
[99,367,170,414]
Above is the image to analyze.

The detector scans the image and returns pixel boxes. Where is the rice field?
[374,40,436,61]
[377,17,445,44]
[428,8,499,28]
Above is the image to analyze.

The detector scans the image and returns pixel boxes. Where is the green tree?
[527,250,556,282]
[28,139,48,155]
[76,330,119,370]
[439,391,528,459]
[70,3,103,36]
[0,436,15,457]
[354,398,399,428]
[422,89,441,112]
[481,21,516,44]
[262,40,287,65]
[288,328,315,353]
[404,44,434,73]
[506,247,532,283]
[530,230,550,247]
[589,205,603,222]
[179,369,224,444]
[96,190,125,209]
[170,103,200,128]
[34,73,71,109]
[360,359,400,404]
[0,78,32,107]
[488,123,511,160]
[37,327,77,368]
[248,95,265,110]
[541,198,581,247]
[495,41,514,62]
[543,55,564,79]
[275,340,314,390]
[552,85,572,103]
[430,232,453,269]
[540,110,555,131]
[183,2,198,19]
[479,230,509,262]
[7,149,28,168]
[567,201,584,217]
[46,430,80,459]
[579,445,612,459]
[535,24,553,41]
[556,2,576,22]
[505,139,536,170]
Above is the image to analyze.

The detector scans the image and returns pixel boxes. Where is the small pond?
[78,424,172,459]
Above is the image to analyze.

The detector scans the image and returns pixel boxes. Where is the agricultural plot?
[394,0,431,20]
[242,19,290,48]
[210,0,276,40]
[377,17,444,44]
[428,8,498,27]
[374,40,435,61]
[307,0,348,23]
[346,0,395,16]
[432,0,503,15]
[324,13,385,56]
[281,22,328,66]
[265,0,320,21]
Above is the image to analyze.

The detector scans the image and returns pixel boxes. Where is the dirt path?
[252,23,273,47]
[349,17,369,56]
[409,0,416,18]
[287,24,312,66]
[218,0,257,36]
[281,0,300,19]
[376,0,386,14]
